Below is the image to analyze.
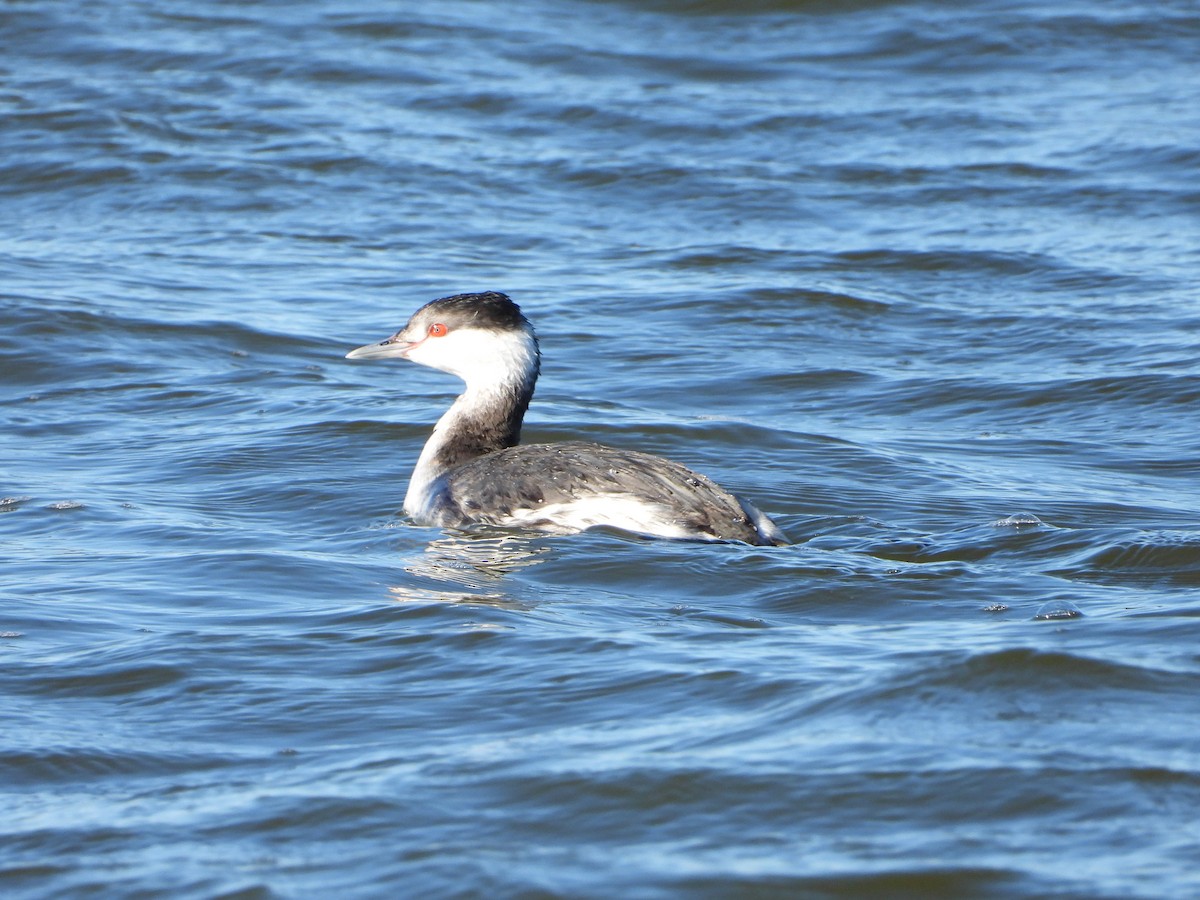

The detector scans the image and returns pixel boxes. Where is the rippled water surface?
[3,0,1199,896]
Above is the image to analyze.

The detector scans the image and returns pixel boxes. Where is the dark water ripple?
[3,0,1200,896]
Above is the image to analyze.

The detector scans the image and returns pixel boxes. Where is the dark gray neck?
[431,375,535,471]
[403,325,541,520]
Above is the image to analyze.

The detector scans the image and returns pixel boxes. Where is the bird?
[346,291,787,545]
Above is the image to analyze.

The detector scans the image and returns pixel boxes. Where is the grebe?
[346,291,787,546]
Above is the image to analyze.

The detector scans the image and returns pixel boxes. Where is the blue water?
[3,0,1200,896]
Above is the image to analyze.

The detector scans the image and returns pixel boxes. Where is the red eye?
[428,323,448,337]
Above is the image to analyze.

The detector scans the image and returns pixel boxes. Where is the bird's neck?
[404,349,538,519]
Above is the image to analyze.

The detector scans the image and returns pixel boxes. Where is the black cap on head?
[417,291,528,332]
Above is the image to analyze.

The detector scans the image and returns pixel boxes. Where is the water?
[3,0,1199,896]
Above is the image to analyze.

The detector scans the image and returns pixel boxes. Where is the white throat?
[402,327,539,522]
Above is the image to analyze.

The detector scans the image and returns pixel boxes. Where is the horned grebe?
[346,291,787,545]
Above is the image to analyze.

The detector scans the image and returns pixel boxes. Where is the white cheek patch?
[407,329,537,390]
